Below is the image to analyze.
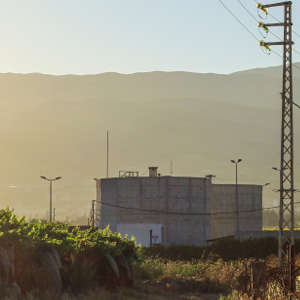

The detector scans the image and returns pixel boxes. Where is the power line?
[252,0,300,40]
[237,0,258,23]
[99,200,300,216]
[218,0,260,42]
[99,213,284,222]
[236,0,300,56]
[293,101,300,110]
[218,0,300,72]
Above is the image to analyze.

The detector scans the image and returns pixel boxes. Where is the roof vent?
[149,167,158,177]
[205,174,216,183]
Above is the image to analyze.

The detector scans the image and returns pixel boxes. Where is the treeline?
[263,209,300,227]
[263,209,279,227]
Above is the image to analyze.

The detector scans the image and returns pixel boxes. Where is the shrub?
[143,237,283,261]
[0,208,140,294]
[0,208,138,260]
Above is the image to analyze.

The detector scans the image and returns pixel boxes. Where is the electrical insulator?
[257,3,268,16]
[258,22,269,33]
[259,40,271,52]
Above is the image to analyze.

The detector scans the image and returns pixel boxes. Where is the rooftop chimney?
[205,174,216,183]
[149,167,158,177]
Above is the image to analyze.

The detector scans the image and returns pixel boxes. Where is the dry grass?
[133,256,300,300]
[4,255,300,300]
[133,257,246,293]
[0,257,231,299]
[1,288,220,300]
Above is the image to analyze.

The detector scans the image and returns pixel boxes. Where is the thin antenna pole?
[50,181,52,222]
[170,160,173,176]
[106,130,109,178]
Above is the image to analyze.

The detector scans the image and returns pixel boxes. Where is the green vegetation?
[136,239,300,299]
[0,209,296,299]
[263,226,300,230]
[0,208,138,259]
[132,253,290,299]
[0,208,139,296]
[133,257,237,294]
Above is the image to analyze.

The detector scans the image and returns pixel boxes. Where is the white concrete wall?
[210,184,262,240]
[97,177,262,245]
[98,176,210,246]
[117,223,163,247]
[166,177,210,245]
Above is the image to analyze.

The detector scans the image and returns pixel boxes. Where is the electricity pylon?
[259,1,295,294]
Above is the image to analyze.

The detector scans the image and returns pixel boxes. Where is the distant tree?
[263,209,279,227]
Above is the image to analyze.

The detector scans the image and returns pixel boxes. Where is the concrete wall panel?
[97,176,262,246]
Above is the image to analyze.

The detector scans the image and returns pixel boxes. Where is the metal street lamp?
[40,176,62,222]
[231,159,243,238]
[272,167,285,192]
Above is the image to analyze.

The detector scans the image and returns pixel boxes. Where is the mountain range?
[0,64,300,221]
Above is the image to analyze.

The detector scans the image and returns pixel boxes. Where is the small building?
[94,168,262,246]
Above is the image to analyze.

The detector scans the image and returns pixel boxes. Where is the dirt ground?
[129,282,221,300]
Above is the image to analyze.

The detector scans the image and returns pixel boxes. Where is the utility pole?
[170,160,173,176]
[91,200,96,227]
[259,1,295,294]
[106,130,109,178]
[231,159,242,239]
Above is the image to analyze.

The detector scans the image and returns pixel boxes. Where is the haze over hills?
[1,63,300,221]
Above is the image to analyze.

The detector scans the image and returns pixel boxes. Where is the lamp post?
[40,176,62,222]
[231,159,242,238]
[272,167,282,174]
[272,167,285,195]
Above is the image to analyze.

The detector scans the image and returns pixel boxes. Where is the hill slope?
[0,65,299,220]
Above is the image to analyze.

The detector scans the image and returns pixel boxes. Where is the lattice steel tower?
[259,1,295,293]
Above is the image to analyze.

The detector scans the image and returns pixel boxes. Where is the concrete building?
[94,168,262,246]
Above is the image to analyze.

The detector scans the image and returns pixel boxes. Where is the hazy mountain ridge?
[0,65,299,220]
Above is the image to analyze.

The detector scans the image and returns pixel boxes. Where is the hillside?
[0,64,300,220]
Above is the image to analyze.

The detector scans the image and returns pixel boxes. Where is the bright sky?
[0,0,299,75]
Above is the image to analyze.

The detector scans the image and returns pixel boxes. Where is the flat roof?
[96,176,262,186]
[99,176,208,180]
